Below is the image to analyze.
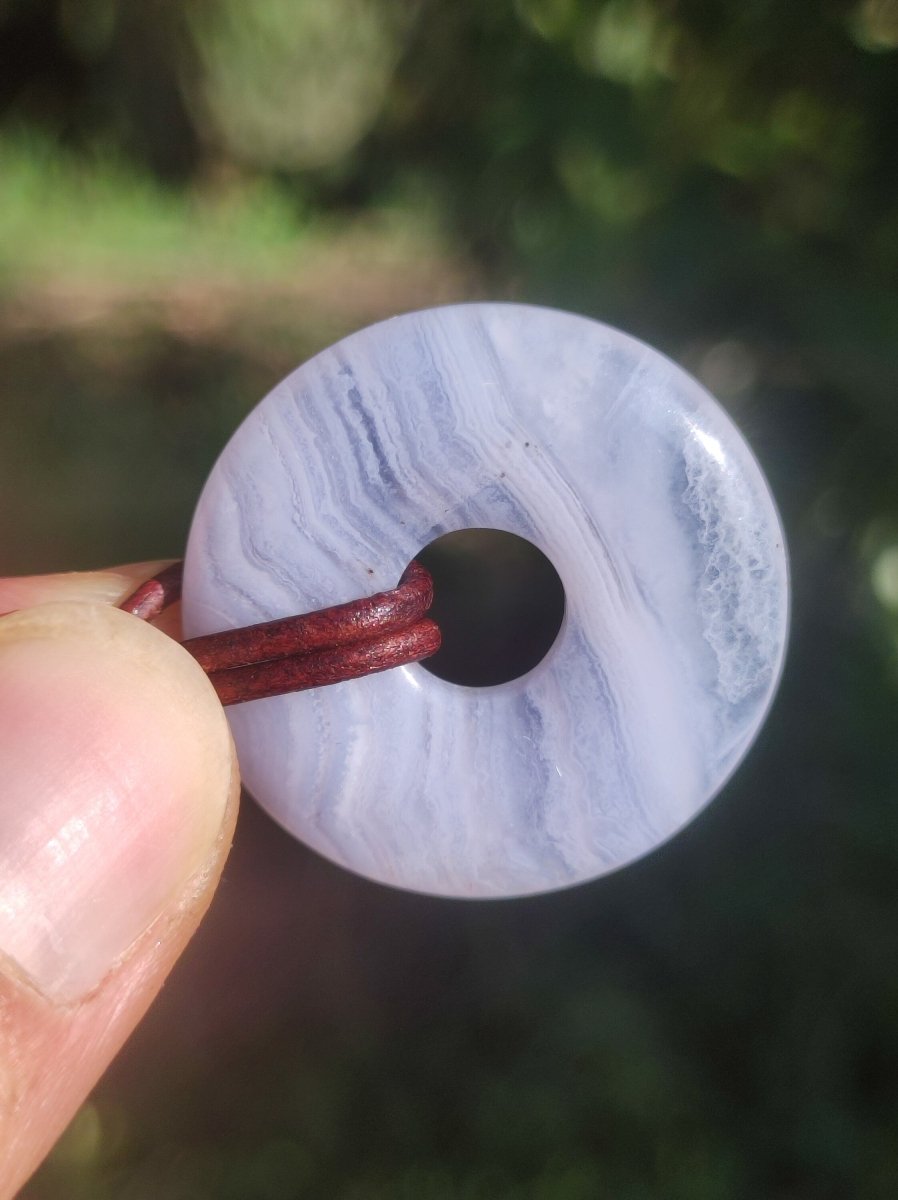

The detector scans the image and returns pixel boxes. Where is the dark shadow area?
[416,529,566,687]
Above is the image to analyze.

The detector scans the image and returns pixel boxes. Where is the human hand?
[0,564,239,1196]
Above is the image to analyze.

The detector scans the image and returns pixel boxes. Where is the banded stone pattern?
[183,304,789,898]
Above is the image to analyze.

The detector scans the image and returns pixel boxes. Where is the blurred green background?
[3,0,898,1196]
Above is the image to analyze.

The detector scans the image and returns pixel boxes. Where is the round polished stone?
[183,304,789,898]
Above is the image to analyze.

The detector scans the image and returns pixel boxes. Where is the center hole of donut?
[412,529,565,687]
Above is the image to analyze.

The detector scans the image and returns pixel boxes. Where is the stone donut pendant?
[183,303,789,899]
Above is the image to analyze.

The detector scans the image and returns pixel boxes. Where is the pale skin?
[0,564,240,1196]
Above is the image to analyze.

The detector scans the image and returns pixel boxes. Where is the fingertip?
[0,584,240,1196]
[0,601,238,1004]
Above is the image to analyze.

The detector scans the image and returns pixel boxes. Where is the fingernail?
[0,603,235,1003]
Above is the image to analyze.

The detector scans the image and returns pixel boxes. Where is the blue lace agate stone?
[183,304,789,898]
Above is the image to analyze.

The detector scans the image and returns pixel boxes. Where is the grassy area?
[0,134,456,292]
[0,134,317,285]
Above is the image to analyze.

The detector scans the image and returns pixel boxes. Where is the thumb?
[0,586,238,1195]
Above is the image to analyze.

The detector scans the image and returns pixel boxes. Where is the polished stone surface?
[183,304,789,898]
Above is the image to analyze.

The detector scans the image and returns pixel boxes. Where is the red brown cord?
[183,560,434,672]
[119,560,184,621]
[119,560,440,706]
[207,620,440,706]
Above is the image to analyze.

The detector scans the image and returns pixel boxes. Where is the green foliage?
[0,134,311,285]
[184,0,414,170]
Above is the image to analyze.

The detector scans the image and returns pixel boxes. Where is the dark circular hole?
[412,529,565,687]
